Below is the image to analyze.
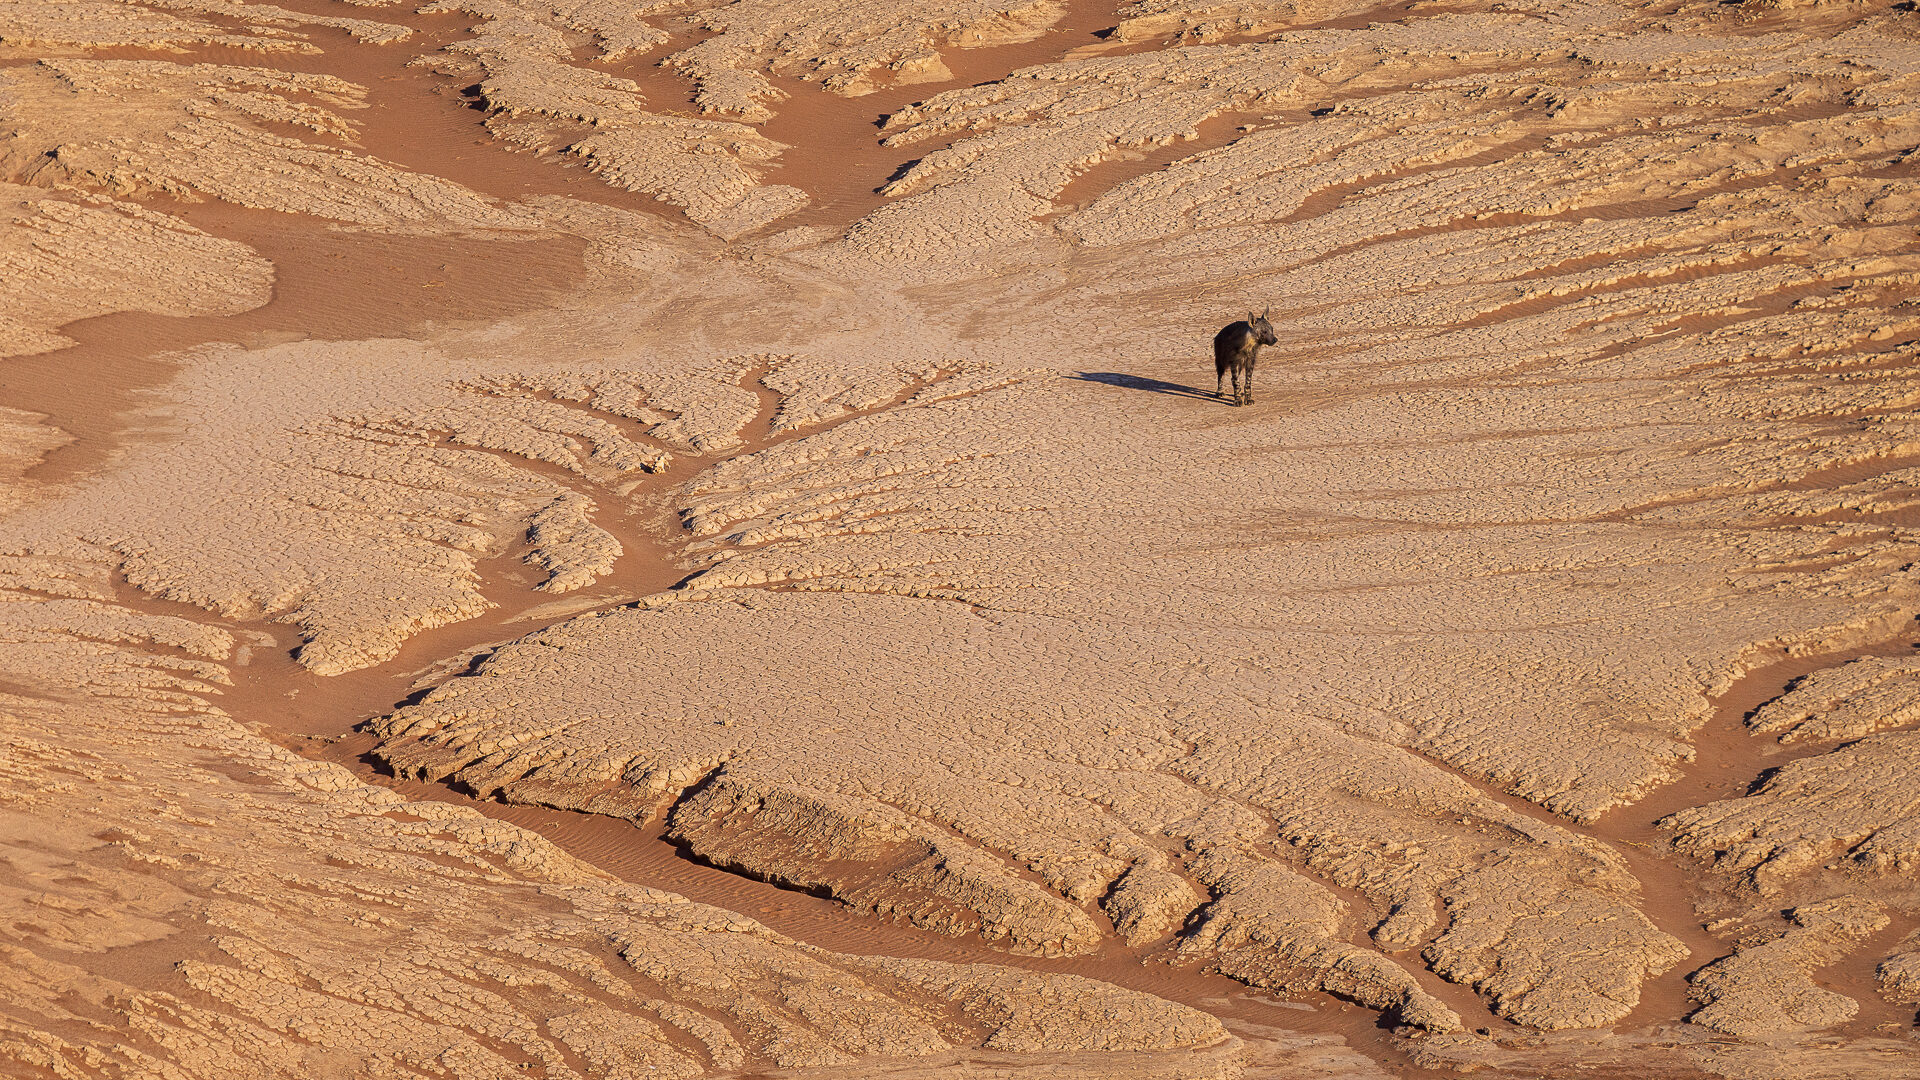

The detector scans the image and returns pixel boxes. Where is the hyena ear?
[1247,310,1256,325]
[1262,305,1271,320]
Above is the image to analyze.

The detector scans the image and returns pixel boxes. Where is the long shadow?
[1072,371,1222,402]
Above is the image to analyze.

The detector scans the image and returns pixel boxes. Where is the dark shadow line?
[1071,371,1222,402]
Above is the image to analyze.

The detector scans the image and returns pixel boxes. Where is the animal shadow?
[1072,371,1220,402]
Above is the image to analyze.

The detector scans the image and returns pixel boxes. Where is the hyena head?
[1247,306,1278,346]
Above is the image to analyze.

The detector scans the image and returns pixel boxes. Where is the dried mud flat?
[7,0,1920,1076]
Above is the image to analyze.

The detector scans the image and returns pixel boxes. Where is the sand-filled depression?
[7,0,1920,1076]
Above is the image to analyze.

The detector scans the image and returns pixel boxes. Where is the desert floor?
[5,0,1920,1077]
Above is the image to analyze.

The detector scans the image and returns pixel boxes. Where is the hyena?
[1214,307,1278,406]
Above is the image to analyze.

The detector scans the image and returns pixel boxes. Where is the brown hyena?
[1214,307,1278,406]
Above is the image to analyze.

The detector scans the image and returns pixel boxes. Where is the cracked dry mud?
[8,0,1920,1077]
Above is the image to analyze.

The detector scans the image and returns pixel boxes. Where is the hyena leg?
[1244,363,1255,405]
[1233,367,1246,406]
[1216,367,1226,400]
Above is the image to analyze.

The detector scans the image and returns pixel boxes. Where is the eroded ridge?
[0,58,531,227]
[0,184,272,357]
[0,558,1241,1079]
[0,0,411,56]
[1641,637,1920,1044]
[412,0,1079,237]
[1,346,789,675]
